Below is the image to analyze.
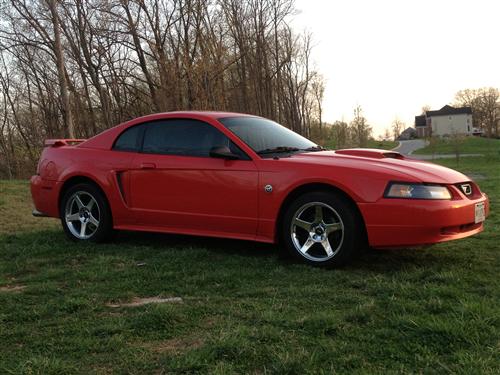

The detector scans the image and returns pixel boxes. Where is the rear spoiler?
[44,139,86,148]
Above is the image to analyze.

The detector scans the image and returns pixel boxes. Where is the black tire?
[281,191,365,267]
[60,182,113,242]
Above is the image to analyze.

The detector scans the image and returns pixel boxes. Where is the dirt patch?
[142,336,204,354]
[106,296,183,308]
[0,284,26,293]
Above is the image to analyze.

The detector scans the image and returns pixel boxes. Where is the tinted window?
[142,119,245,158]
[113,125,143,152]
[219,117,317,154]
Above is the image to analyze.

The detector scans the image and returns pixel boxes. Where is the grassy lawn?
[0,157,499,374]
[365,139,399,150]
[413,136,500,155]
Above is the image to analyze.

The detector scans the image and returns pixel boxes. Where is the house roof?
[426,105,472,117]
[415,115,426,127]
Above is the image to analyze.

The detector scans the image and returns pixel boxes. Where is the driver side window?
[140,119,249,159]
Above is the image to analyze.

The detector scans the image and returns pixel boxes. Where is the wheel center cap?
[79,208,90,220]
[311,224,326,242]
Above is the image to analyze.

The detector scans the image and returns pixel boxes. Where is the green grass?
[1,158,499,374]
[365,139,399,150]
[413,136,500,155]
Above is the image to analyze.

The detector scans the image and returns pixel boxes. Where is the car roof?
[80,111,258,150]
[130,111,257,123]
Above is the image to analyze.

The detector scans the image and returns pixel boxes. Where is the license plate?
[475,202,485,223]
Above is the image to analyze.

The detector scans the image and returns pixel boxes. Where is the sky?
[293,0,500,136]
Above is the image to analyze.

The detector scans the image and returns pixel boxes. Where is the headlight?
[385,182,452,200]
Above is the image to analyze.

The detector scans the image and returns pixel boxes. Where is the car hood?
[286,148,470,184]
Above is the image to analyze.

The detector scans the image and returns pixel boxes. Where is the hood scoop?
[334,148,405,160]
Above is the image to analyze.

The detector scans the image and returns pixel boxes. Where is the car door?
[128,118,259,238]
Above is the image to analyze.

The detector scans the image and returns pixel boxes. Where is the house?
[415,105,473,137]
[414,114,428,138]
[397,127,417,140]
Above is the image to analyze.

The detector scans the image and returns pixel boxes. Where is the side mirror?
[209,145,240,160]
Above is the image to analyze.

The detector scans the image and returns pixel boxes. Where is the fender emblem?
[264,184,273,193]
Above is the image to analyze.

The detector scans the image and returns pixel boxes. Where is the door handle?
[140,162,156,169]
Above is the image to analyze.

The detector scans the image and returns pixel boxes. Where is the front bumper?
[359,193,489,247]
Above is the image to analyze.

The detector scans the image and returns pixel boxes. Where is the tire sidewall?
[281,191,362,267]
[60,183,112,242]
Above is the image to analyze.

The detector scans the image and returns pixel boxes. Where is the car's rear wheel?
[60,183,112,242]
[281,191,364,267]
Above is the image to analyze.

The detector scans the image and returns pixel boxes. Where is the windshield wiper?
[301,145,326,152]
[257,146,301,155]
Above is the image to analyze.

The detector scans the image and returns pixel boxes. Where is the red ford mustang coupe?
[31,111,489,266]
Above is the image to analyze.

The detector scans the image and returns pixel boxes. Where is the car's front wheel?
[60,183,112,242]
[281,191,365,267]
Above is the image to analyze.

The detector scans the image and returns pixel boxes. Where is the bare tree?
[331,120,350,149]
[454,87,499,137]
[0,0,326,178]
[383,127,391,141]
[391,117,404,140]
[47,0,74,137]
[312,74,325,134]
[2,0,74,138]
[421,105,431,115]
[450,131,465,165]
[350,106,372,147]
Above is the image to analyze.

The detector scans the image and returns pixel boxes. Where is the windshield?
[218,117,318,156]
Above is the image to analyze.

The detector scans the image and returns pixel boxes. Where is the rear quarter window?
[113,125,143,152]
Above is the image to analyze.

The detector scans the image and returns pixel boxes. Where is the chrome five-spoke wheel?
[61,183,112,242]
[290,202,344,262]
[282,191,364,267]
[64,191,101,240]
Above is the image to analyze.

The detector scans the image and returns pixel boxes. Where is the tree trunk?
[47,0,74,138]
